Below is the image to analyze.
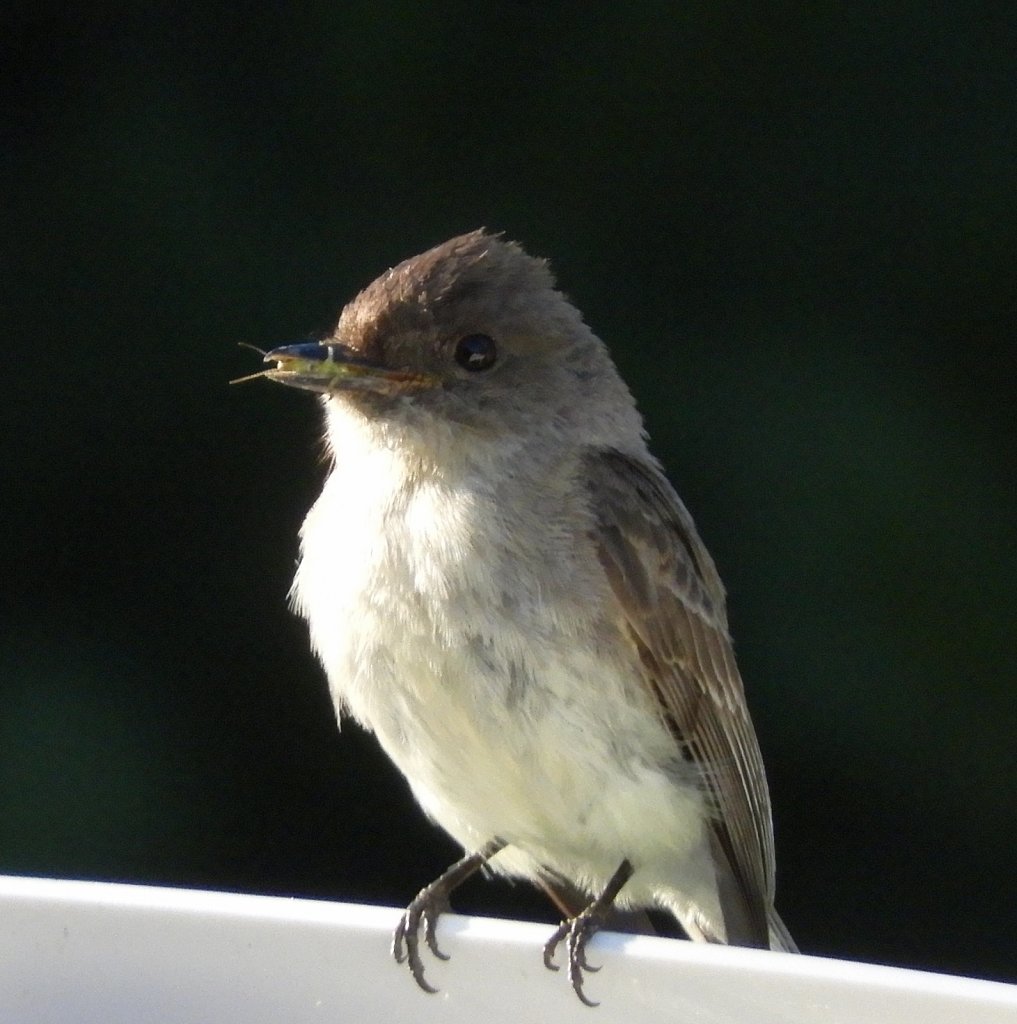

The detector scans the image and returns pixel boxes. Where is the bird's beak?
[232,341,439,395]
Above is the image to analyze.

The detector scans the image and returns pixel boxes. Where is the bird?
[245,229,797,1004]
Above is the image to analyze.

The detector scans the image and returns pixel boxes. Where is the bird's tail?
[767,907,798,953]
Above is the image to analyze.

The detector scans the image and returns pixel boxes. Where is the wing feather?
[583,448,776,944]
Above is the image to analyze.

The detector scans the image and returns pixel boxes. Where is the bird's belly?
[292,471,711,897]
[334,591,710,893]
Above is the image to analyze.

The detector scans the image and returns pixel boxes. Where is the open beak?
[231,342,439,395]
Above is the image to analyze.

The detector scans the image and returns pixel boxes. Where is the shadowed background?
[2,1,1015,984]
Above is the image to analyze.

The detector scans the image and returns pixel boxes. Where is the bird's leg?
[393,838,505,993]
[543,858,634,1007]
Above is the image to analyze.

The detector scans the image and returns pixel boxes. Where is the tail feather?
[767,907,798,953]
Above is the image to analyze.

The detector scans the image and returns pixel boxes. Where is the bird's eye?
[454,334,497,371]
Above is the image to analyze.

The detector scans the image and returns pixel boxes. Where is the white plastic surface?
[1,875,1015,1023]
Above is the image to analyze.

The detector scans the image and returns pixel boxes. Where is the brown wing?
[583,448,775,945]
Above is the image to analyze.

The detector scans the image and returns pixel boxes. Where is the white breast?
[290,407,716,915]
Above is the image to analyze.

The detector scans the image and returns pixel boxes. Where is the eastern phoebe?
[244,231,796,1004]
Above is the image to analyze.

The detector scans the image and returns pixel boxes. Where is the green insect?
[231,340,438,395]
[230,341,376,393]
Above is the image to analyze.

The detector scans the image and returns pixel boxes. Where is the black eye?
[454,333,497,371]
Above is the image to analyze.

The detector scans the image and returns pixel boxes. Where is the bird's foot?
[543,907,606,1007]
[391,839,505,993]
[392,882,452,993]
[542,859,634,1006]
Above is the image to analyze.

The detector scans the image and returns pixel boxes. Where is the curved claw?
[571,929,601,974]
[543,915,603,1004]
[541,860,633,1005]
[423,904,450,961]
[543,922,566,971]
[392,891,451,993]
[389,842,506,994]
[392,917,407,963]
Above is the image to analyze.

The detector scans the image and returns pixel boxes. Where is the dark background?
[3,0,1015,985]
